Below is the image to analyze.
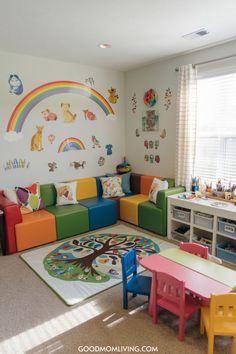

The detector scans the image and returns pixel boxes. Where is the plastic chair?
[200,293,236,354]
[152,271,201,341]
[121,248,151,309]
[180,242,208,259]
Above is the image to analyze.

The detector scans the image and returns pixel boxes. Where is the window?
[194,72,236,187]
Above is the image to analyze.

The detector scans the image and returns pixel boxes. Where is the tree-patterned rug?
[21,225,161,306]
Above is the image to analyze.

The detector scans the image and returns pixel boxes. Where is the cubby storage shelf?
[167,194,236,264]
[193,224,213,232]
[171,217,191,226]
[217,232,236,240]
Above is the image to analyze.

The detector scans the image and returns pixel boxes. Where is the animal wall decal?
[5,81,115,141]
[83,110,96,120]
[8,74,23,95]
[98,157,105,166]
[31,126,44,152]
[48,162,57,172]
[70,161,86,169]
[4,158,30,171]
[91,136,101,148]
[48,134,55,144]
[108,87,119,104]
[42,109,57,121]
[61,103,76,123]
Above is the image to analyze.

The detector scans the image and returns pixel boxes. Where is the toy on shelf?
[178,192,194,200]
[116,157,131,174]
[191,176,199,193]
[205,182,212,193]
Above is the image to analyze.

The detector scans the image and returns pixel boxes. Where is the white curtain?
[175,64,197,190]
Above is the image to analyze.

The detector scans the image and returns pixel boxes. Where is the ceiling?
[1,0,236,71]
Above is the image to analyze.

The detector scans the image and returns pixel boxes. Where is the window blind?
[194,72,236,186]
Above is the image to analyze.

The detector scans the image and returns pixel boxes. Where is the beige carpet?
[0,222,235,354]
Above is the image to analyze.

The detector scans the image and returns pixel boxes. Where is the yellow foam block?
[120,194,149,225]
[76,178,97,200]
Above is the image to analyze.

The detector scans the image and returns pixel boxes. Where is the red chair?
[180,242,208,259]
[152,272,201,341]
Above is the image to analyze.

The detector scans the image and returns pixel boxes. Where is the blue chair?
[121,248,152,309]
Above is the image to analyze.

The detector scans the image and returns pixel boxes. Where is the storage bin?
[218,219,236,237]
[216,241,236,264]
[192,235,213,254]
[194,212,213,230]
[172,231,189,242]
[173,207,190,222]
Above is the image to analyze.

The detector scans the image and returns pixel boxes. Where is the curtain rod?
[175,53,236,72]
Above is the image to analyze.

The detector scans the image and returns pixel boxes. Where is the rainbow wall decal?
[58,137,85,152]
[5,81,115,141]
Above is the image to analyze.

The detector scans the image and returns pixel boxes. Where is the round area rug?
[44,233,159,283]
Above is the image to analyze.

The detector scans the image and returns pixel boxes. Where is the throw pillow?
[106,172,131,194]
[15,182,45,212]
[54,182,77,205]
[149,178,168,204]
[3,188,19,204]
[121,172,131,193]
[100,176,125,198]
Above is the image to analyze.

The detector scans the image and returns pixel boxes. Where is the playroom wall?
[125,39,236,179]
[0,51,125,189]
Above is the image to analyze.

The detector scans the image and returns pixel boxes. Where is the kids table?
[140,252,233,316]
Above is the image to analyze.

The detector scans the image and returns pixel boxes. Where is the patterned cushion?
[149,178,168,204]
[54,182,78,205]
[100,176,125,198]
[15,182,45,212]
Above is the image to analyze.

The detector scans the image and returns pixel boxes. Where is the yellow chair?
[200,293,236,354]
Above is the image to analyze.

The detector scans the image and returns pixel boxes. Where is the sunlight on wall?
[0,299,103,354]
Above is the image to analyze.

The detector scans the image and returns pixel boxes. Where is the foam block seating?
[79,197,117,230]
[45,204,89,240]
[119,175,185,235]
[0,174,184,253]
[15,209,56,251]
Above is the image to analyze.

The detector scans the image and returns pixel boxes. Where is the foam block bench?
[0,177,118,253]
[0,174,184,254]
[96,173,185,236]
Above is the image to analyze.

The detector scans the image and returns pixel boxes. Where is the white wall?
[125,40,236,178]
[0,51,125,189]
[1,40,236,189]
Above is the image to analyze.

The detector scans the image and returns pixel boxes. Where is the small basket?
[173,207,190,222]
[194,212,213,230]
[172,231,189,242]
[192,235,213,254]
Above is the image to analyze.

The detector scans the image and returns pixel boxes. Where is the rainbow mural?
[5,81,115,140]
[58,137,85,152]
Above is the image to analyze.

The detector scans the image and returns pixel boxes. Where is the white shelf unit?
[167,194,236,265]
